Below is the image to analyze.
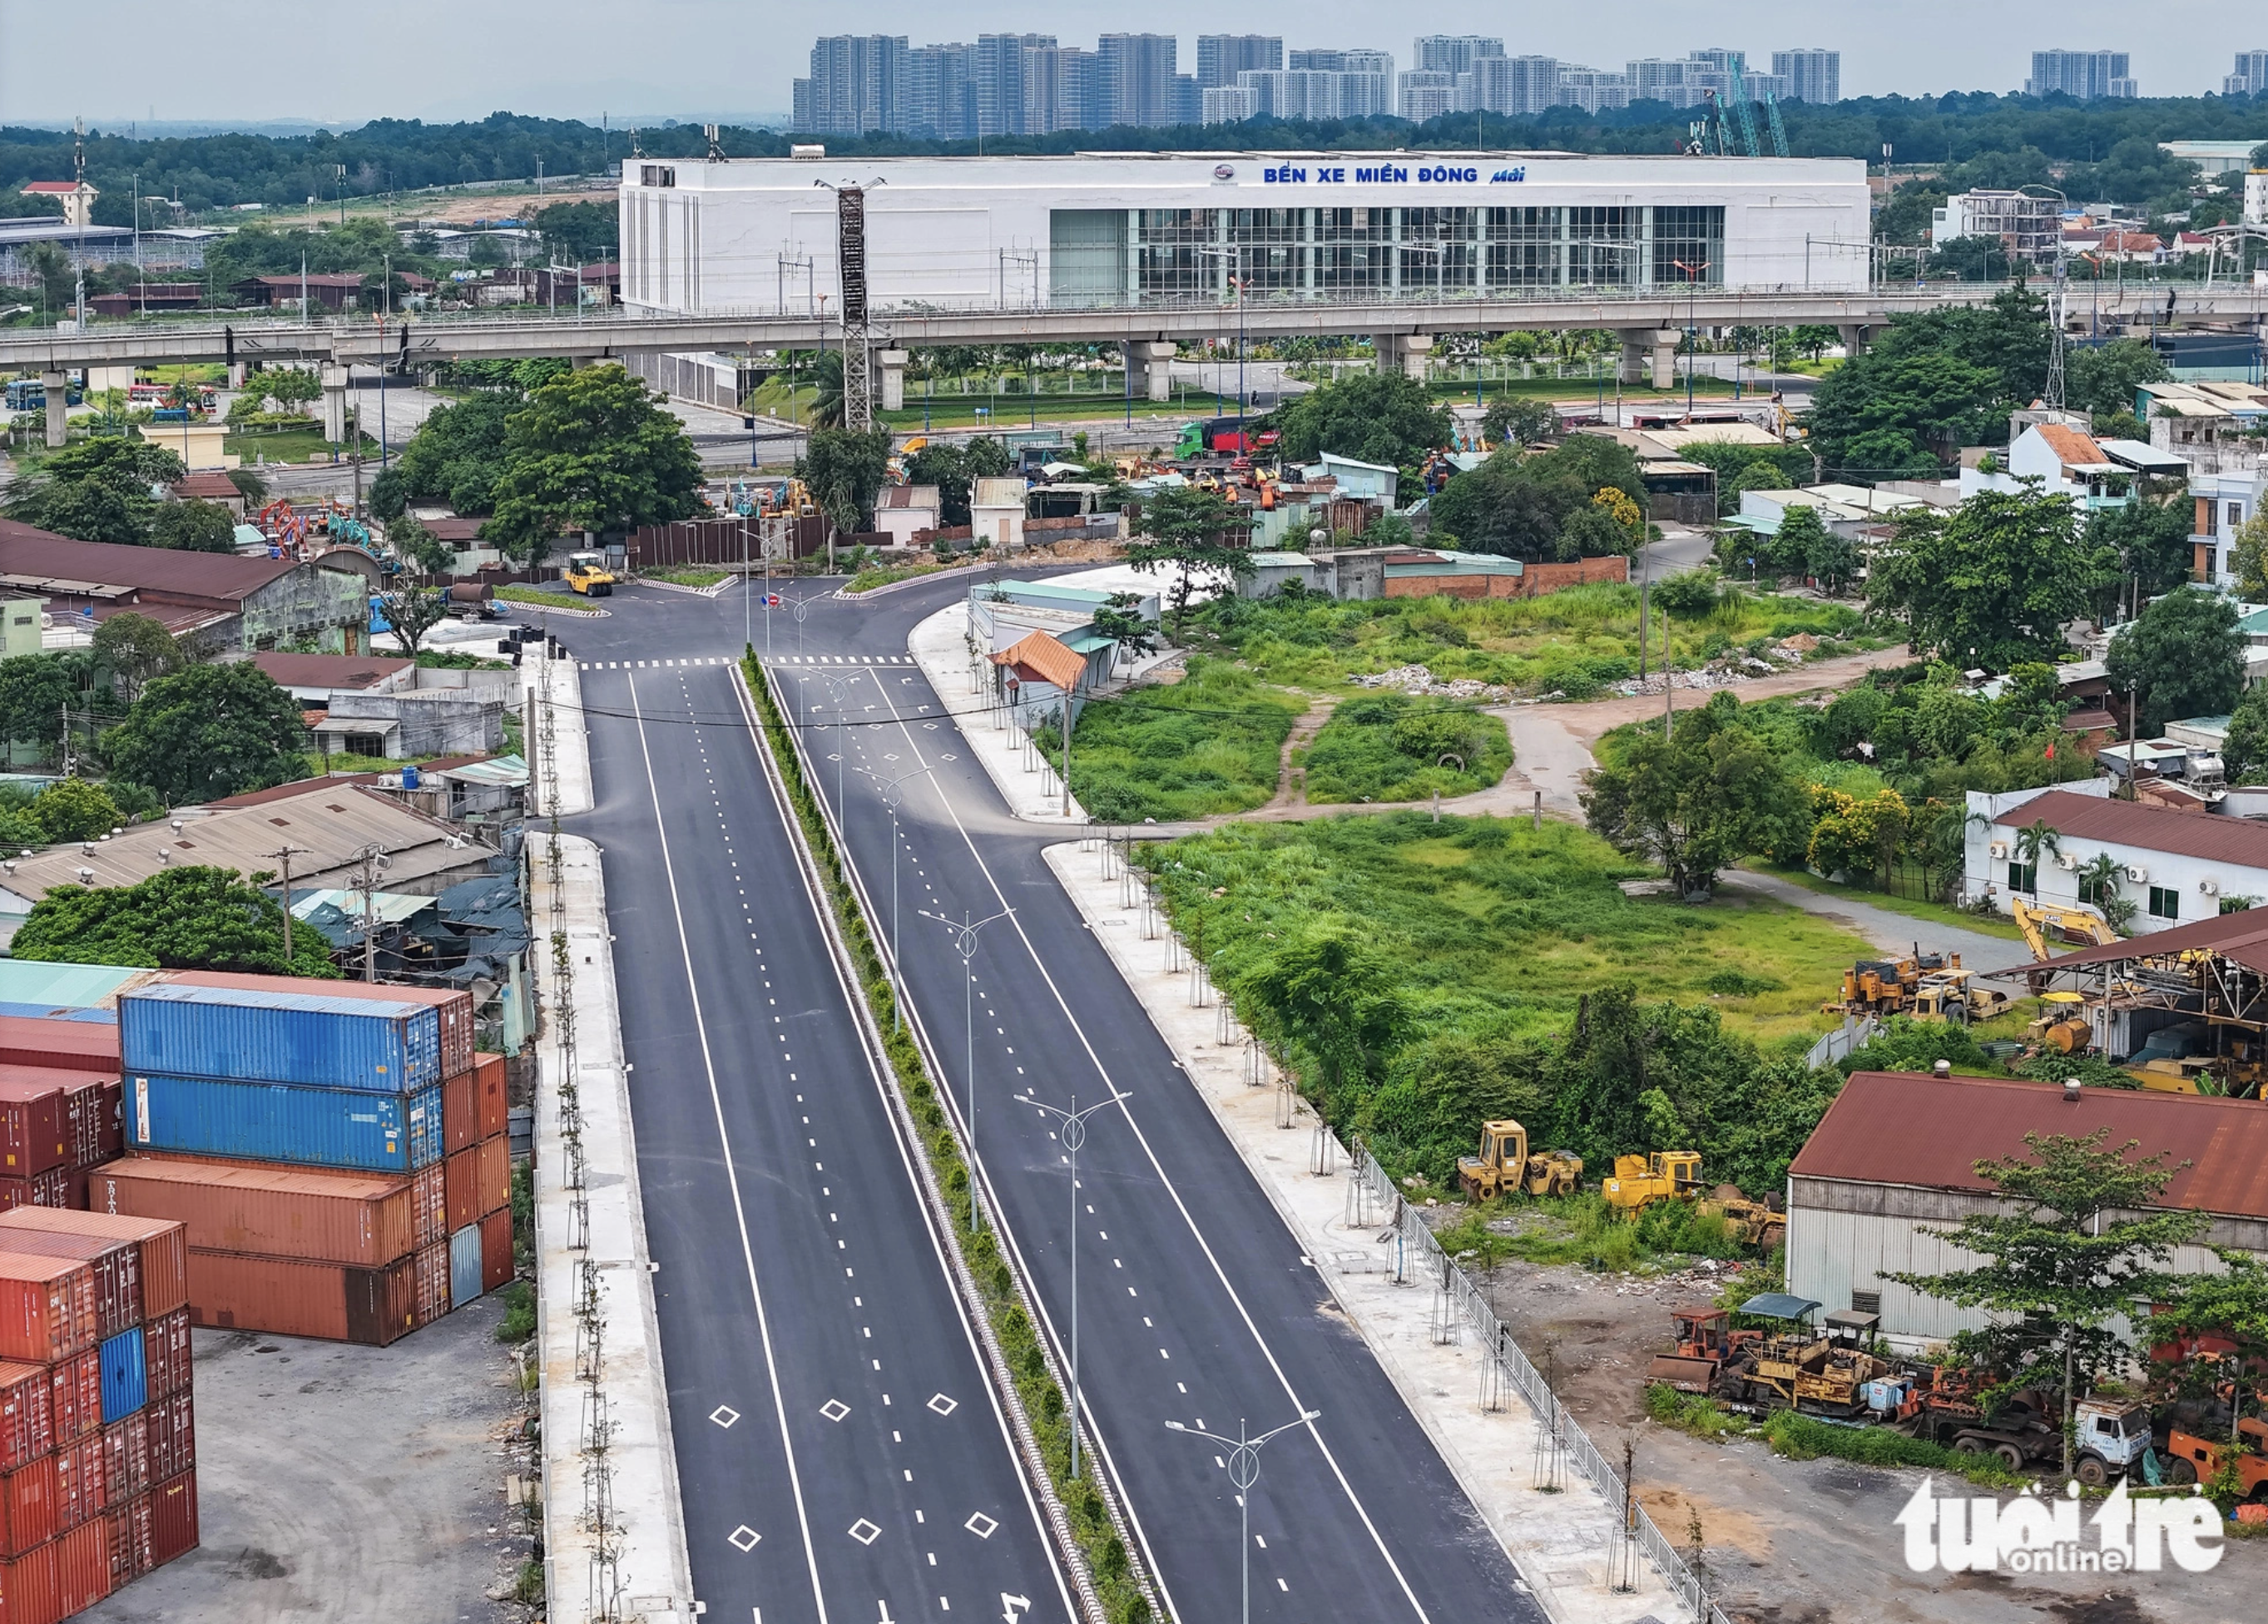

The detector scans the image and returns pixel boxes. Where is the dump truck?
[1879,1368,2154,1482]
[562,551,616,597]
[1454,1120,1582,1202]
[1602,1151,1703,1217]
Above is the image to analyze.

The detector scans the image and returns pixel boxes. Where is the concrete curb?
[634,574,735,598]
[524,653,694,1624]
[1042,839,1672,1624]
[504,598,612,619]
[833,563,983,602]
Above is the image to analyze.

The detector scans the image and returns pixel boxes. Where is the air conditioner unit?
[1989,841,2009,859]
[2127,865,2150,884]
[2201,877,2221,897]
[2055,852,2080,871]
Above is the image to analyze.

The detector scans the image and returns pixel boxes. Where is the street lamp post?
[1164,1410,1320,1624]
[1013,1088,1118,1477]
[852,764,933,1026]
[919,905,1015,1230]
[802,668,862,817]
[1672,259,1711,414]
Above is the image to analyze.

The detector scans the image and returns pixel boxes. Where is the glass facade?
[1104,205,1722,304]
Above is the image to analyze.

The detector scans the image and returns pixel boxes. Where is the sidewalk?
[908,601,1087,823]
[523,651,693,1624]
[1042,839,1671,1624]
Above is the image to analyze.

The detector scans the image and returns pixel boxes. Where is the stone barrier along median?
[1345,1141,1736,1624]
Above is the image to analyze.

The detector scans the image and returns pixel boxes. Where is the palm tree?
[2013,819,2061,894]
[2075,852,2137,933]
[805,349,845,429]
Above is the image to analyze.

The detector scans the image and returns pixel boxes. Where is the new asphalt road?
[553,572,1547,1624]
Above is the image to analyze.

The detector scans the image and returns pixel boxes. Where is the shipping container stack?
[0,1207,196,1622]
[106,976,514,1347]
[0,1017,128,1215]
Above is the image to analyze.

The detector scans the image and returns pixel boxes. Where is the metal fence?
[1346,1138,1735,1624]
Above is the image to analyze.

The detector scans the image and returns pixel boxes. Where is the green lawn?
[644,567,729,588]
[497,586,587,611]
[1300,691,1512,804]
[225,425,379,464]
[1061,657,1303,822]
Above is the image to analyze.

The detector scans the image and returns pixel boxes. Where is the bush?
[494,1280,535,1343]
[1067,658,1301,821]
[1302,693,1513,804]
[1651,570,1722,617]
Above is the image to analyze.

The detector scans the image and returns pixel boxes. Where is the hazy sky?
[2,1,2257,125]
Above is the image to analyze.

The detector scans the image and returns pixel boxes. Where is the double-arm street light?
[918,904,1015,1230]
[800,667,864,815]
[1013,1087,1119,1478]
[1163,1410,1320,1624]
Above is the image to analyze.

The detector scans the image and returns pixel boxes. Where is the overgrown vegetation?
[846,561,958,594]
[644,567,729,588]
[12,864,340,975]
[1140,814,1868,1191]
[743,654,1153,1624]
[1300,693,1512,805]
[1065,659,1302,822]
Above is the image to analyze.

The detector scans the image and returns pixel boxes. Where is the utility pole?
[264,843,309,963]
[351,844,389,982]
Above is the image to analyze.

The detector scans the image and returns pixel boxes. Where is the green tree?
[1765,503,1829,582]
[2224,680,2268,784]
[90,613,181,705]
[484,364,704,562]
[2067,338,2170,421]
[376,584,449,656]
[1578,690,1807,899]
[1867,488,2112,669]
[2152,1250,2268,1452]
[1790,324,1842,361]
[1886,1129,2206,1473]
[2105,587,2245,737]
[1,438,186,547]
[147,498,238,553]
[1481,396,1557,448]
[1127,487,1258,641]
[103,662,309,804]
[799,428,894,565]
[367,391,514,522]
[256,366,323,417]
[1429,434,1648,562]
[27,778,122,843]
[533,200,618,261]
[803,349,845,429]
[1805,521,1862,597]
[1805,351,1998,476]
[10,864,338,977]
[0,656,77,760]
[1272,371,1450,473]
[2011,817,2061,891]
[2227,513,2268,601]
[386,514,456,577]
[2093,489,2207,606]
[1091,592,1156,661]
[905,436,1011,528]
[1236,920,1406,1107]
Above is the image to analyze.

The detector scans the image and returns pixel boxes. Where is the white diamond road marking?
[849,1518,882,1546]
[964,1512,998,1539]
[820,1399,851,1423]
[728,1524,760,1552]
[927,1393,958,1417]
[710,1404,741,1428]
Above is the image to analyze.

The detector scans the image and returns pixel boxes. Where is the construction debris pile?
[1347,665,1513,701]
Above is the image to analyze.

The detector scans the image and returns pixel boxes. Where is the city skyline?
[2,3,2261,124]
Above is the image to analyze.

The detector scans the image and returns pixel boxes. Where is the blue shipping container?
[121,983,443,1092]
[448,1224,483,1310]
[130,1072,443,1173]
[100,1327,146,1423]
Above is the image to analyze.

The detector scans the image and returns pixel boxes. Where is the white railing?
[1347,1137,1736,1624]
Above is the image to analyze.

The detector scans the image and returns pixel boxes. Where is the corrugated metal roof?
[0,962,151,1011]
[0,520,305,604]
[1993,789,2268,870]
[1793,1071,2268,1220]
[2026,905,2268,976]
[988,629,1087,693]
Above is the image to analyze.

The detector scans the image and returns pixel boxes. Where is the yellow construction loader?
[1455,1120,1583,1203]
[1698,1184,1787,1249]
[2012,898,2117,961]
[1602,1151,1704,1217]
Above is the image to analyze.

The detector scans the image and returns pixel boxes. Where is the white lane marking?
[626,674,830,1624]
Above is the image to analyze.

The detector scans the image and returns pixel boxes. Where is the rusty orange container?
[53,1515,112,1613]
[0,1255,97,1365]
[186,1250,415,1345]
[52,1433,104,1533]
[96,1156,418,1269]
[410,1163,446,1250]
[47,1351,99,1447]
[149,1468,196,1567]
[142,1307,191,1404]
[143,1392,193,1484]
[474,1053,508,1139]
[0,1208,190,1323]
[477,1136,509,1216]
[0,1363,52,1474]
[442,1147,478,1235]
[479,1209,513,1294]
[412,1240,449,1328]
[0,1230,141,1344]
[100,1413,148,1508]
[0,1453,53,1558]
[0,1017,118,1076]
[0,1075,71,1179]
[103,1487,152,1589]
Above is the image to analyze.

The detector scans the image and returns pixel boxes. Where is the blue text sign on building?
[1261,163,1503,185]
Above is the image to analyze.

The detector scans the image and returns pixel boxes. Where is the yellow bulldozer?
[1602,1151,1704,1216]
[1455,1120,1583,1203]
[1699,1184,1786,1249]
[1825,951,2011,1026]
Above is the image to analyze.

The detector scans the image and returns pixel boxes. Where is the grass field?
[1062,657,1303,822]
[497,585,587,611]
[1300,692,1513,804]
[643,567,728,587]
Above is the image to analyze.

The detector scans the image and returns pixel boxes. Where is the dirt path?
[1545,644,1915,747]
[1255,696,1338,815]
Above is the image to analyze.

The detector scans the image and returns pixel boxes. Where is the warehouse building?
[1785,1069,2268,1349]
[617,151,1870,317]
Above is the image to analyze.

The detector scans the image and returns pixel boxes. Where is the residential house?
[1959,421,2135,509]
[874,484,943,547]
[169,471,246,521]
[1297,453,1399,506]
[986,628,1093,730]
[0,521,369,652]
[2190,461,2267,589]
[970,478,1028,552]
[2142,380,2268,471]
[0,595,42,661]
[1963,785,2268,933]
[1785,1070,2268,1349]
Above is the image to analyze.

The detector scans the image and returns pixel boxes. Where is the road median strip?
[737,651,1162,1624]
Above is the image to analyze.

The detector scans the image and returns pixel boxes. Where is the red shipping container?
[149,1468,196,1567]
[0,1536,58,1624]
[0,1364,51,1474]
[413,1240,448,1328]
[0,1076,69,1179]
[97,1079,122,1159]
[442,1069,477,1156]
[53,1516,112,1614]
[0,1231,140,1344]
[0,1255,96,1364]
[100,1414,148,1507]
[0,1017,119,1077]
[0,1209,189,1322]
[0,1168,73,1215]
[160,973,475,1080]
[142,1308,191,1404]
[52,1433,104,1532]
[143,1394,193,1484]
[479,1208,513,1294]
[477,1136,510,1217]
[442,1147,478,1235]
[104,1489,152,1589]
[94,1156,418,1269]
[0,1455,53,1558]
[410,1164,446,1250]
[47,1352,99,1447]
[186,1250,415,1345]
[474,1052,508,1140]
